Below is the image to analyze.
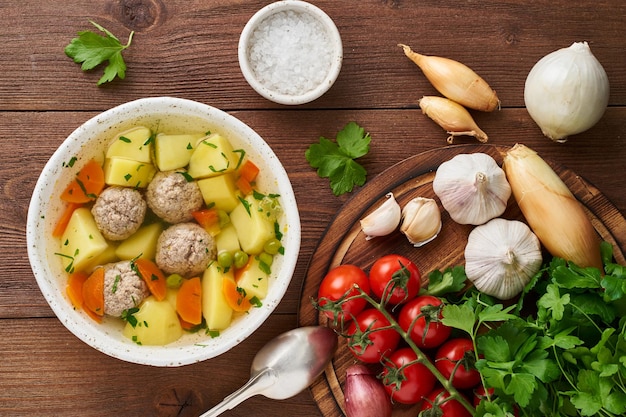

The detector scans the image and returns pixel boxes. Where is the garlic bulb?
[524,41,609,143]
[400,197,441,247]
[360,192,401,240]
[432,153,511,225]
[465,218,543,300]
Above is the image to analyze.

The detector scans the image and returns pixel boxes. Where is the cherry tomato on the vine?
[420,387,472,417]
[318,264,370,323]
[381,347,436,404]
[435,338,481,389]
[346,308,400,363]
[369,254,421,305]
[473,385,495,408]
[398,295,451,349]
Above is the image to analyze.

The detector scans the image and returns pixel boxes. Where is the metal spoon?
[200,326,338,417]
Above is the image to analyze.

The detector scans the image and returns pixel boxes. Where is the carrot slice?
[134,258,167,301]
[238,159,260,182]
[53,202,82,238]
[66,270,89,310]
[222,276,252,312]
[192,208,221,235]
[83,306,103,323]
[82,268,104,317]
[176,277,202,325]
[235,176,254,195]
[60,159,105,204]
[179,317,197,331]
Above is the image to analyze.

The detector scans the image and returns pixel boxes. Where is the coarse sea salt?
[248,10,333,96]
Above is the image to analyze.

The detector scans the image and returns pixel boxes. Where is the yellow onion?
[399,43,500,112]
[502,143,602,269]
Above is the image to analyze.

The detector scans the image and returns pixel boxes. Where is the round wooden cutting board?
[297,144,626,417]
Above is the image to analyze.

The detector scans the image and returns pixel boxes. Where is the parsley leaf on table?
[64,21,135,85]
[305,122,371,196]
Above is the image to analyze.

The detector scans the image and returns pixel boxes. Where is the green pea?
[166,273,184,289]
[217,251,233,269]
[263,238,282,255]
[233,250,249,269]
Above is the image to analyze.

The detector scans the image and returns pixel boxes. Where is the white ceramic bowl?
[27,97,301,367]
[238,0,343,105]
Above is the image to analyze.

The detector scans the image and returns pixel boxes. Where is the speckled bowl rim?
[26,97,301,367]
[238,0,343,105]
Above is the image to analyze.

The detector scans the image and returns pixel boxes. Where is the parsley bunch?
[441,242,626,417]
[305,122,371,196]
[65,21,134,85]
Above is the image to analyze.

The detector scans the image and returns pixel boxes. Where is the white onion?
[524,41,609,143]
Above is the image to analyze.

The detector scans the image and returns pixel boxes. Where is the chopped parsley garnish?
[119,136,131,143]
[121,307,140,327]
[249,296,262,308]
[238,196,252,216]
[112,275,121,293]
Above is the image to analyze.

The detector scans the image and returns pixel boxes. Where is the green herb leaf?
[305,122,370,196]
[64,20,134,85]
[425,266,467,296]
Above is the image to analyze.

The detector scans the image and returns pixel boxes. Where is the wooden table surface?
[1,1,625,416]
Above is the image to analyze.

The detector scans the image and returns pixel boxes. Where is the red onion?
[344,364,392,417]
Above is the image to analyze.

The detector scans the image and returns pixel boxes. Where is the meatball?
[91,186,147,241]
[155,222,216,277]
[102,261,150,317]
[146,170,203,224]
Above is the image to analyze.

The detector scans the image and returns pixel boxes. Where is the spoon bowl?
[201,326,338,416]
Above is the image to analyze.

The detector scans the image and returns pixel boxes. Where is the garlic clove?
[464,218,542,300]
[360,192,401,240]
[433,153,511,225]
[400,197,441,247]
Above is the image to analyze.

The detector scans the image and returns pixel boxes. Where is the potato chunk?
[103,157,156,188]
[59,207,109,273]
[235,256,269,300]
[230,195,274,255]
[187,134,237,179]
[106,126,153,163]
[202,263,234,330]
[123,296,183,345]
[154,133,203,171]
[197,173,239,213]
[115,222,164,260]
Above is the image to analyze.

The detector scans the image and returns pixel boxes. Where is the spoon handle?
[199,369,277,417]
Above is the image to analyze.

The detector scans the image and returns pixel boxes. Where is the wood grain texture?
[1,0,625,415]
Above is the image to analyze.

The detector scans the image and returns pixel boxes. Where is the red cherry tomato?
[369,254,421,305]
[381,347,436,404]
[346,308,400,363]
[398,295,451,349]
[473,385,495,407]
[318,264,370,323]
[435,338,481,389]
[420,387,472,417]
